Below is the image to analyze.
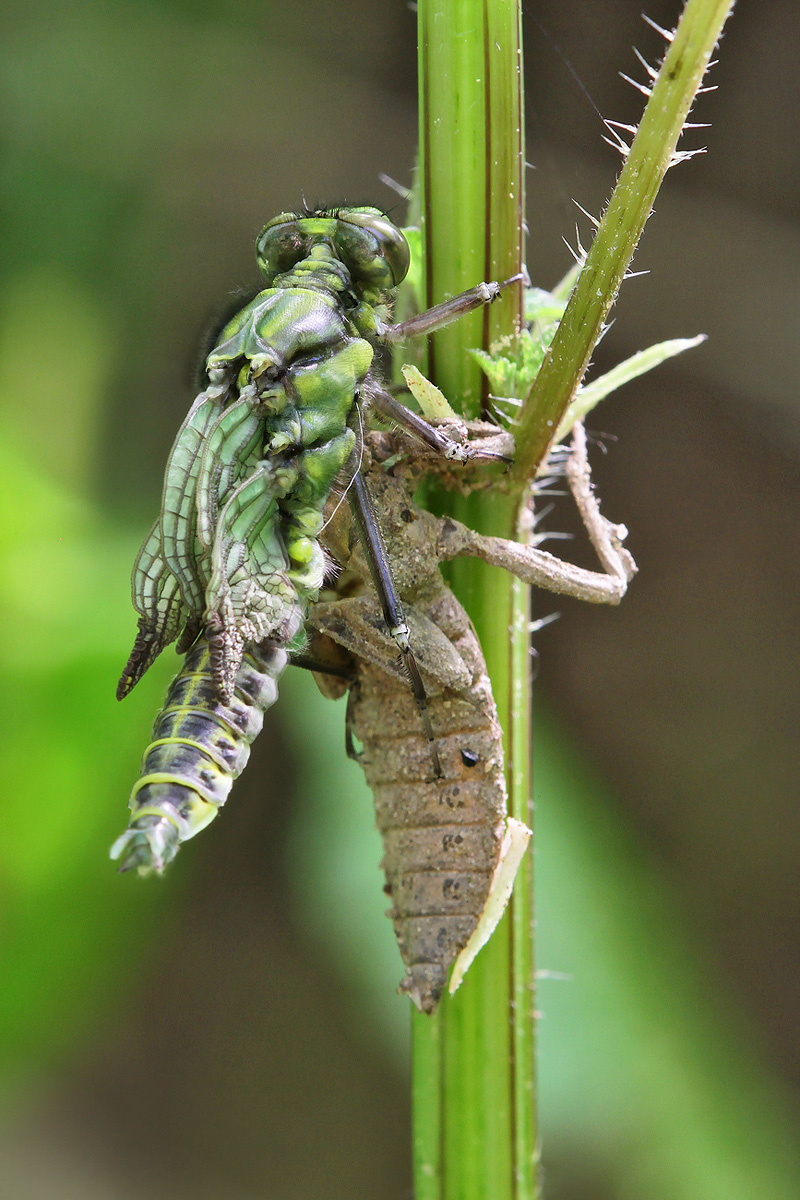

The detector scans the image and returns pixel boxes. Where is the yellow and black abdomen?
[111,637,287,874]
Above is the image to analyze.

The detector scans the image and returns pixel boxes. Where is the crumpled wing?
[160,386,228,611]
[195,385,264,550]
[204,463,301,702]
[117,520,188,698]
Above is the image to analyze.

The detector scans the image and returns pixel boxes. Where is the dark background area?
[0,2,798,1197]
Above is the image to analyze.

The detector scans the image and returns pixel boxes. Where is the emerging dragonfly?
[114,206,634,1010]
[113,207,516,869]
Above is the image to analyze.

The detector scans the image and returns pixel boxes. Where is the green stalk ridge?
[413,2,536,1199]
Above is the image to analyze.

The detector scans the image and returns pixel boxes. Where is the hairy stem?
[512,0,735,482]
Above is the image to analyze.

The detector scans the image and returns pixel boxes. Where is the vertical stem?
[413,1012,443,1199]
[418,0,524,414]
[508,556,537,1195]
[413,2,536,1198]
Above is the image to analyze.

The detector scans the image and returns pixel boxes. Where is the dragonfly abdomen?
[111,637,287,875]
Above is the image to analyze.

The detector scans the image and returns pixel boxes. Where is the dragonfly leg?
[290,653,352,681]
[379,273,524,342]
[367,381,509,464]
[348,471,442,778]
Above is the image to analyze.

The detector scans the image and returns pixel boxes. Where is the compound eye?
[256,213,307,284]
[335,208,411,290]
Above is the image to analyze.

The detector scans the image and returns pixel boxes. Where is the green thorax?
[207,283,348,388]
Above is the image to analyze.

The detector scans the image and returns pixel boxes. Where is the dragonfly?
[113,207,515,852]
[113,206,635,1010]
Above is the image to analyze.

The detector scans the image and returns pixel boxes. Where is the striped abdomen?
[111,636,287,874]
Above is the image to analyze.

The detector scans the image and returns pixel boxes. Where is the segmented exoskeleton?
[113,207,514,877]
[308,437,511,1012]
[308,420,636,1010]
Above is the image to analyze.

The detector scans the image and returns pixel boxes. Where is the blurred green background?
[1,1,798,1196]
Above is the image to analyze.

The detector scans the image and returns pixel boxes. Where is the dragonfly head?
[256,207,410,299]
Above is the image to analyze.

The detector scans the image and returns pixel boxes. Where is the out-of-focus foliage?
[283,672,412,1058]
[533,716,800,1200]
[1,1,799,1197]
[0,306,184,1097]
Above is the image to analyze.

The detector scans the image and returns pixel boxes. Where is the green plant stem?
[413,2,535,1199]
[512,0,735,483]
[418,0,524,415]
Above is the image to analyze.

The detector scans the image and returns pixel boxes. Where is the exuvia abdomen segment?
[338,598,508,1013]
[111,637,288,874]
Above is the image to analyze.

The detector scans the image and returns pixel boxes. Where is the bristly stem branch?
[512,0,735,484]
